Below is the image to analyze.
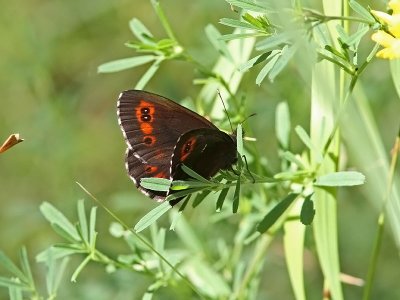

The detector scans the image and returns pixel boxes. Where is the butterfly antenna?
[217,90,234,133]
[240,113,257,125]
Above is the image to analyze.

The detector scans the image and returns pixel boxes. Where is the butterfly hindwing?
[170,128,237,181]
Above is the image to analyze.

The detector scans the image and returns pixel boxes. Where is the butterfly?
[117,90,238,202]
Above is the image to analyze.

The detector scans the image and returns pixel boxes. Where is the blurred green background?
[0,0,399,299]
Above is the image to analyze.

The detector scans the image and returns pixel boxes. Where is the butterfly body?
[117,90,237,201]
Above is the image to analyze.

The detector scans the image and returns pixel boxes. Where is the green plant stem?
[303,8,375,25]
[76,182,207,300]
[319,43,379,160]
[363,128,400,300]
[234,235,271,299]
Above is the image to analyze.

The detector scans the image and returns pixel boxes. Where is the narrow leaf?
[216,186,230,211]
[256,51,280,85]
[295,126,323,162]
[181,164,210,183]
[232,179,241,213]
[256,32,293,51]
[0,278,27,289]
[77,200,88,243]
[135,57,163,89]
[257,193,299,233]
[98,56,156,73]
[40,202,80,242]
[134,201,172,233]
[89,207,97,248]
[219,32,260,41]
[236,124,243,156]
[239,52,270,72]
[314,171,366,186]
[219,18,256,30]
[19,248,33,287]
[226,0,270,12]
[276,102,291,149]
[281,151,305,169]
[129,18,154,42]
[0,252,27,283]
[140,177,171,192]
[300,194,315,225]
[268,44,297,82]
[349,0,375,22]
[192,190,212,207]
[205,24,233,62]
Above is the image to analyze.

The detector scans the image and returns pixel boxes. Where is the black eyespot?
[141,114,151,122]
[141,107,150,114]
[143,136,153,144]
[145,166,152,172]
[184,145,191,153]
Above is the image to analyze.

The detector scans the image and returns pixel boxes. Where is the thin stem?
[234,235,271,299]
[76,182,207,300]
[362,127,400,300]
[303,8,375,25]
[151,0,177,41]
[320,42,380,159]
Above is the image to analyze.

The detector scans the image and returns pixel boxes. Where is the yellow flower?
[389,0,400,15]
[371,30,400,59]
[371,10,400,37]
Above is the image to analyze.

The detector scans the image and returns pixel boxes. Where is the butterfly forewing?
[117,90,219,200]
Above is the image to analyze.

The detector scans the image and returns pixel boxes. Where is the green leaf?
[36,246,81,263]
[300,194,315,225]
[276,102,291,149]
[0,278,27,289]
[219,32,261,41]
[216,186,230,211]
[314,171,366,186]
[344,25,369,48]
[0,252,27,283]
[225,0,270,12]
[40,202,80,242]
[192,190,212,207]
[129,18,154,43]
[166,187,205,201]
[219,18,256,30]
[134,201,172,233]
[295,126,323,163]
[283,199,306,300]
[236,124,243,156]
[46,257,69,297]
[257,193,299,233]
[205,24,233,62]
[170,180,209,190]
[19,248,33,287]
[77,200,88,243]
[256,32,294,51]
[268,44,297,82]
[232,178,241,213]
[349,0,375,22]
[256,50,280,85]
[239,52,270,72]
[281,151,305,169]
[89,207,97,248]
[135,57,163,89]
[140,177,171,192]
[181,164,210,183]
[98,56,156,73]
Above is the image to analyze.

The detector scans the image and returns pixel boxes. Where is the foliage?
[1,0,400,299]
